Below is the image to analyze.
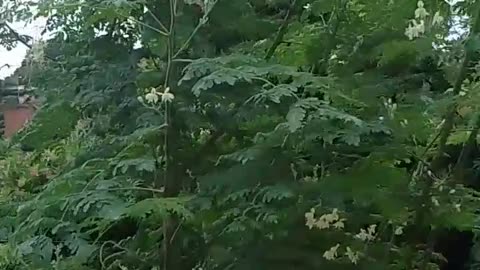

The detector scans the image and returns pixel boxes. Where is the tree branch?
[1,23,58,62]
[2,22,32,49]
[173,2,218,59]
[265,0,300,60]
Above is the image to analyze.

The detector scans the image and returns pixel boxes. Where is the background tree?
[0,0,480,270]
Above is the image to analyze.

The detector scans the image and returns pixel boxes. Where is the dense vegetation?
[1,0,480,269]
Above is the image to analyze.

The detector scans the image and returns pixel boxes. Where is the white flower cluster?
[394,225,404,235]
[305,208,346,230]
[387,219,408,236]
[405,1,444,40]
[383,97,397,119]
[303,164,320,183]
[354,224,377,241]
[138,87,175,104]
[433,185,463,213]
[405,20,425,40]
[323,243,361,264]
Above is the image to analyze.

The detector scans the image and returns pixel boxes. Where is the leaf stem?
[143,4,170,33]
[173,1,218,59]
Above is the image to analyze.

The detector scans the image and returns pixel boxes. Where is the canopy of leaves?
[1,0,480,270]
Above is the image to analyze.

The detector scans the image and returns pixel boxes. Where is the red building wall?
[3,105,34,138]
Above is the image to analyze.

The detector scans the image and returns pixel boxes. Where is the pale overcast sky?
[0,18,47,79]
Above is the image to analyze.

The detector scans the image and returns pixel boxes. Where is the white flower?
[303,3,311,10]
[345,246,360,264]
[432,11,444,26]
[161,87,175,103]
[355,224,376,241]
[355,228,374,241]
[431,196,440,207]
[323,208,339,223]
[305,208,346,230]
[394,226,404,235]
[408,26,421,39]
[449,189,456,194]
[199,128,211,138]
[44,149,57,162]
[145,88,160,104]
[405,19,425,40]
[137,96,144,103]
[367,224,377,235]
[405,25,416,40]
[415,3,429,19]
[323,244,340,261]
[305,208,316,229]
[417,20,425,33]
[455,203,461,212]
[137,58,152,71]
[314,217,330,229]
[332,219,345,229]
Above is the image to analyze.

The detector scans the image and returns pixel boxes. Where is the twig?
[173,22,202,59]
[265,0,299,60]
[99,240,132,270]
[173,0,218,59]
[125,14,169,36]
[169,220,183,244]
[0,64,11,70]
[142,4,169,33]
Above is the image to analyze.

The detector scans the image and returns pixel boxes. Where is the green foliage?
[1,0,480,269]
[13,102,80,150]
